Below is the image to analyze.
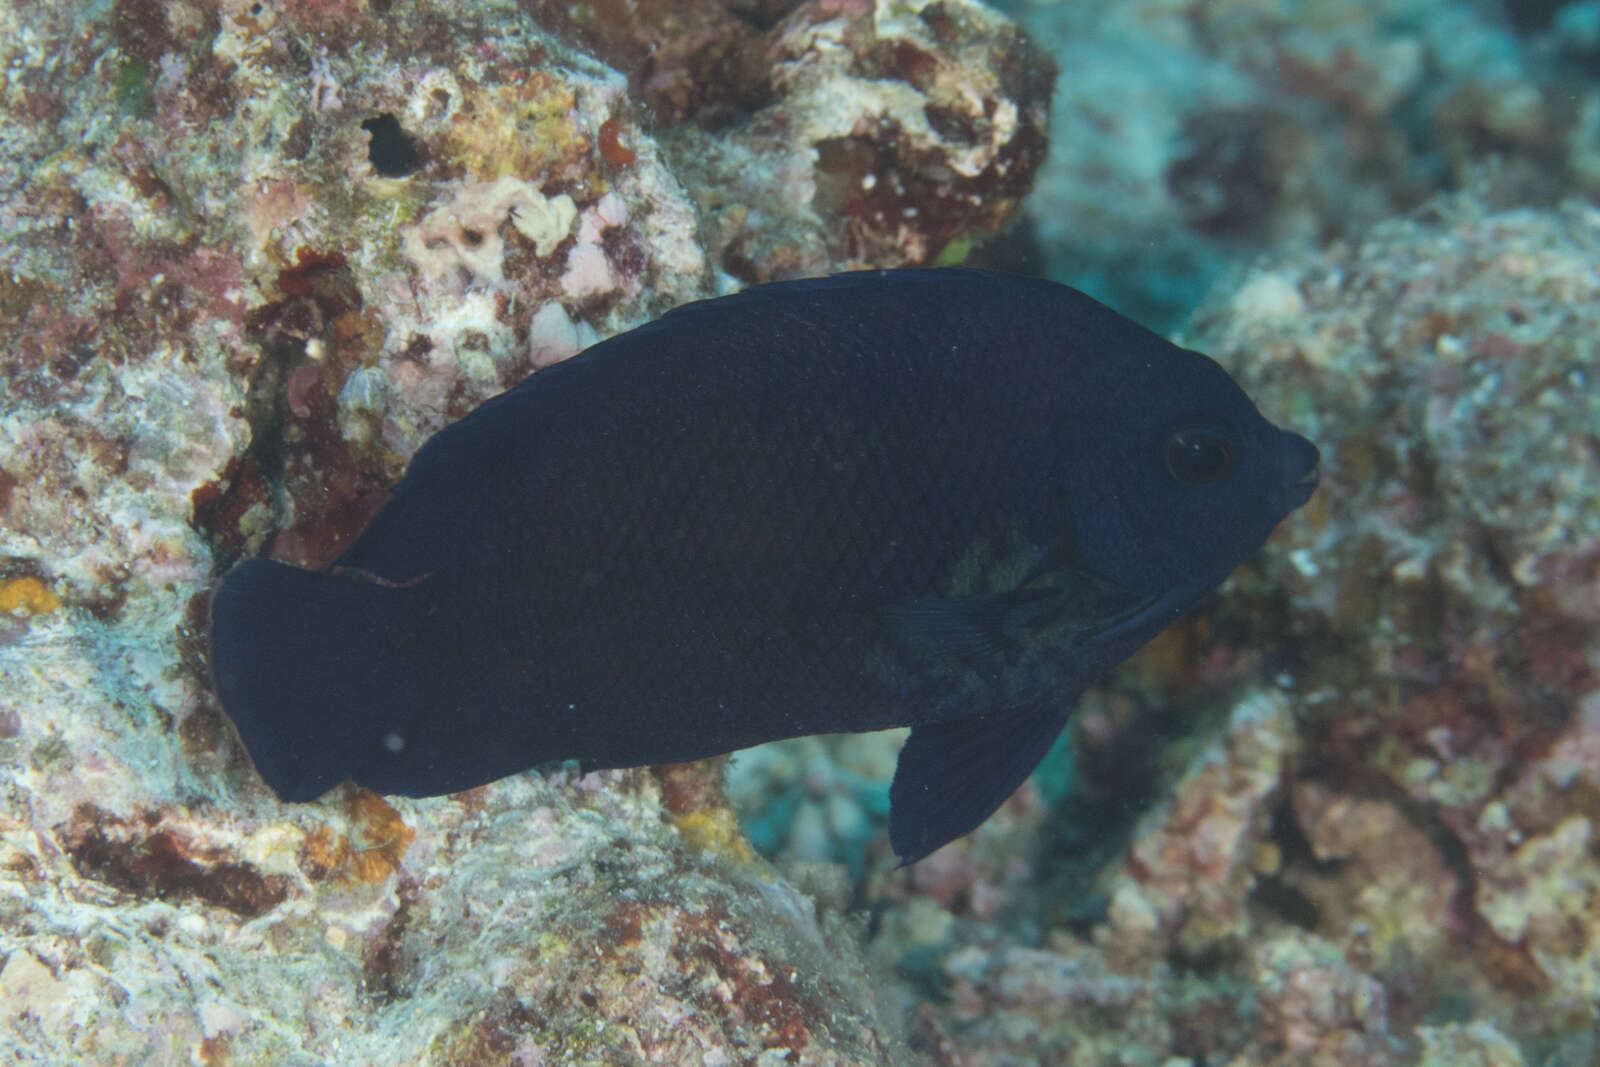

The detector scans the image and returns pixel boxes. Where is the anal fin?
[888,699,1073,865]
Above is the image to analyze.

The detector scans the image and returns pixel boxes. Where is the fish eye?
[1163,427,1237,485]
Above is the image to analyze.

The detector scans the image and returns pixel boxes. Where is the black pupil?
[1165,430,1234,485]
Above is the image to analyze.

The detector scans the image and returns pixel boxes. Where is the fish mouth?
[1280,432,1321,509]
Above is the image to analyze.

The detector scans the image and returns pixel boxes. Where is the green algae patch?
[114,58,154,118]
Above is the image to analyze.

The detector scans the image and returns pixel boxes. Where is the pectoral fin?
[882,587,1058,662]
[888,699,1073,865]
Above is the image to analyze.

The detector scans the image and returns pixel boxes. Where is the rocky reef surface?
[0,0,1045,1060]
[2,0,1597,1063]
[1001,0,1600,330]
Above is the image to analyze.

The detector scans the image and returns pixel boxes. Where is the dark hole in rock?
[361,113,421,177]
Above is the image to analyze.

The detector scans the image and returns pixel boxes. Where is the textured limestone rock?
[0,0,1061,1058]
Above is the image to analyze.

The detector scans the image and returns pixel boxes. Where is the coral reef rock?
[0,0,1054,1059]
[1190,194,1600,1062]
[1011,0,1600,329]
[659,0,1054,283]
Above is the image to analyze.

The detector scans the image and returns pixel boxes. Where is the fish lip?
[1284,474,1319,509]
[1279,433,1320,509]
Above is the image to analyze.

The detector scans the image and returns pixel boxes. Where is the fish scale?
[208,269,1319,863]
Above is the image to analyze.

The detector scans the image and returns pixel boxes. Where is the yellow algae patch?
[674,807,757,865]
[0,577,60,617]
[654,759,763,866]
[439,71,582,182]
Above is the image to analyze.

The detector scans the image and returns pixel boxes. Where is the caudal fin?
[208,559,422,802]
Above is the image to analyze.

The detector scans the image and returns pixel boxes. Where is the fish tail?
[208,559,423,802]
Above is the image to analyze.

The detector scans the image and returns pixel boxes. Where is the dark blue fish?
[209,269,1318,864]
